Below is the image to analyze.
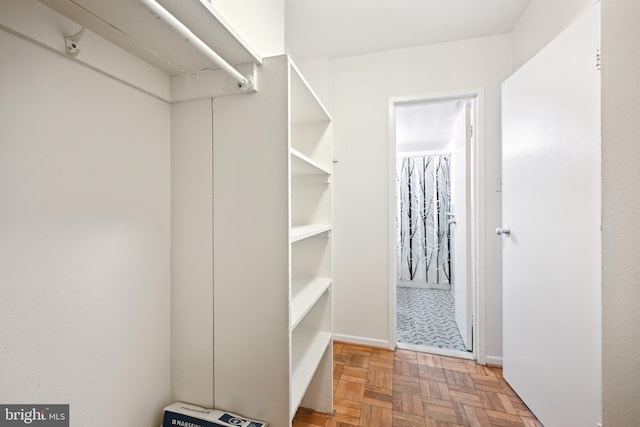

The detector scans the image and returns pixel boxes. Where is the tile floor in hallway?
[293,342,542,427]
[396,287,467,352]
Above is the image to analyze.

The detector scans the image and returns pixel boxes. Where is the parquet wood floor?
[293,341,543,427]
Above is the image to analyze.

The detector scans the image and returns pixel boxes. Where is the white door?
[501,4,601,427]
[453,102,472,351]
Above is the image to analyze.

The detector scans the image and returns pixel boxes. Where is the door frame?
[387,89,486,363]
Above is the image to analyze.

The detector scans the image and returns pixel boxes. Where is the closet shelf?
[290,62,331,124]
[291,278,332,331]
[39,0,261,75]
[291,149,331,176]
[291,224,331,243]
[290,329,332,419]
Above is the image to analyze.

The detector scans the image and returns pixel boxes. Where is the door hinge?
[469,124,474,138]
[596,47,601,70]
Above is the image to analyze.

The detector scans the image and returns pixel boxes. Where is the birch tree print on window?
[396,154,451,284]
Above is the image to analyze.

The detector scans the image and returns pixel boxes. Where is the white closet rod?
[140,0,253,89]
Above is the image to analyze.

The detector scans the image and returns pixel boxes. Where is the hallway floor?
[396,287,467,352]
[293,342,542,427]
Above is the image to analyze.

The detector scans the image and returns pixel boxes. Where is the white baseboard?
[485,355,503,366]
[333,333,391,350]
[332,333,501,366]
[396,342,474,360]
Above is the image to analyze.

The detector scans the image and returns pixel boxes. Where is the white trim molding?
[397,342,475,360]
[388,88,487,364]
[485,356,503,367]
[333,334,390,349]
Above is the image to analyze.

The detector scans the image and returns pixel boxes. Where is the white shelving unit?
[212,56,332,427]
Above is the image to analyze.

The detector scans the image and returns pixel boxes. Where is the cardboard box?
[162,402,267,427]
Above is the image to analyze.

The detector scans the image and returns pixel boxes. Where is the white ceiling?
[396,101,465,152]
[286,0,531,59]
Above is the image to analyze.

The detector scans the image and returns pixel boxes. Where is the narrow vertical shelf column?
[212,56,333,427]
[289,59,334,420]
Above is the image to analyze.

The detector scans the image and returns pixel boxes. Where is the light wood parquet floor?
[293,342,543,427]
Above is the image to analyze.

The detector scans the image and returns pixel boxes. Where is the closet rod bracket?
[64,27,85,57]
[238,76,254,91]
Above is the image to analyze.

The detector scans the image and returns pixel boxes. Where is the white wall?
[601,1,640,424]
[210,0,285,58]
[170,100,214,407]
[329,34,512,360]
[0,5,171,427]
[512,0,593,69]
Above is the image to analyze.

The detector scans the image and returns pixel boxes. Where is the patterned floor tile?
[396,287,467,352]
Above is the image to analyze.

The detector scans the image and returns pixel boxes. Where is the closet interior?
[33,1,334,426]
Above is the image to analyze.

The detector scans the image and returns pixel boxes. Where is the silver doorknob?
[496,227,511,237]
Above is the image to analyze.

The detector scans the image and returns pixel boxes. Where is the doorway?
[389,93,481,360]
